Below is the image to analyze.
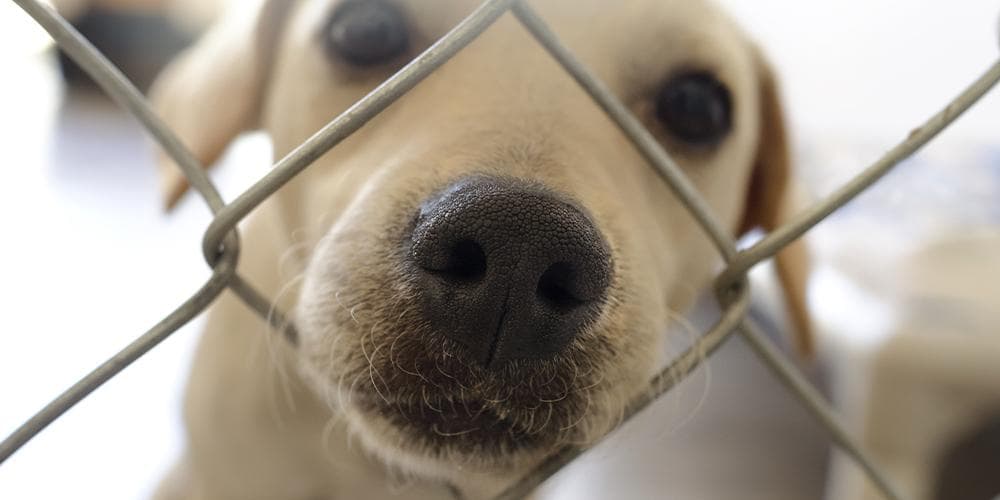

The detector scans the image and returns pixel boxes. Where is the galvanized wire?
[11,0,225,211]
[504,2,921,498]
[2,0,999,499]
[719,58,1000,289]
[0,0,240,464]
[0,255,237,464]
[740,319,906,500]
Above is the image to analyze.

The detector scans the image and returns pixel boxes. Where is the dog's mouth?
[354,391,551,451]
[337,341,591,463]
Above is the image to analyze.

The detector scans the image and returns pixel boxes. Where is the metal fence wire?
[3,0,1000,498]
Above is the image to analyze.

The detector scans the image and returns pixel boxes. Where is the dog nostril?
[537,262,584,311]
[431,239,487,283]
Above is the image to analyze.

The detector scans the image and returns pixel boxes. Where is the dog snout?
[407,176,613,367]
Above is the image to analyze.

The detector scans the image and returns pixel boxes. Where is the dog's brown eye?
[655,72,732,145]
[325,0,408,66]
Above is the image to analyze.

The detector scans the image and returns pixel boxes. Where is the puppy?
[150,0,809,498]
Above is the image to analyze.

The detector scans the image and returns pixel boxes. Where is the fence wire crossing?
[3,0,1000,498]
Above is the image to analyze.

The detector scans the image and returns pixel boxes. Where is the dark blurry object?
[56,7,194,92]
[823,229,1000,500]
[934,415,1000,500]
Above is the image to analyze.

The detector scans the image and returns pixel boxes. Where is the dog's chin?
[341,389,556,473]
[314,330,599,472]
[296,309,615,476]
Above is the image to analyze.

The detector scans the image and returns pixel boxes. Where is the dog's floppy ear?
[740,53,813,356]
[149,0,294,210]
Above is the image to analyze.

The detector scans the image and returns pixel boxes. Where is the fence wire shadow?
[4,0,1000,499]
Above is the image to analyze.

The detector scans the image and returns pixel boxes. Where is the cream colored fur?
[149,1,808,498]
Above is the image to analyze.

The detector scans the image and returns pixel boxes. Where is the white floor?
[1,1,998,499]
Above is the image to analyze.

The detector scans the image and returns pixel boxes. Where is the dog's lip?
[356,391,502,426]
[351,389,548,444]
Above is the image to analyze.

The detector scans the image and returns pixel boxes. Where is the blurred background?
[0,1,998,499]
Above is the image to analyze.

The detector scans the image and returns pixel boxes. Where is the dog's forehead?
[269,0,763,178]
[290,0,755,79]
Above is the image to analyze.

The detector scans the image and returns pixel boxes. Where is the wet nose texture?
[408,176,613,367]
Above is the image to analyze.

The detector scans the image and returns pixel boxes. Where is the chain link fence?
[3,0,1000,498]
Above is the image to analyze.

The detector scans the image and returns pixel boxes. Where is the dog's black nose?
[408,176,613,367]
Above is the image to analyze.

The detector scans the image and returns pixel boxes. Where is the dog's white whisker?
[421,386,442,413]
[445,396,459,416]
[357,318,393,405]
[264,272,308,417]
[367,367,390,405]
[433,356,457,382]
[575,366,607,393]
[458,399,472,418]
[482,390,512,405]
[332,291,364,326]
[520,409,537,435]
[658,307,714,436]
[538,390,568,403]
[538,403,555,434]
[559,391,593,432]
[346,371,368,406]
[523,402,553,436]
[469,400,488,420]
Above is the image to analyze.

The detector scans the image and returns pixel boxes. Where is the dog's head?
[152,0,808,488]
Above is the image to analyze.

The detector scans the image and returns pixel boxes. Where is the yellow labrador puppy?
[151,0,808,498]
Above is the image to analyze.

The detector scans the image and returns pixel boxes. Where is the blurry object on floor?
[50,0,227,29]
[49,0,230,91]
[807,140,1000,500]
[54,7,191,91]
[933,415,1000,500]
[827,230,1000,500]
